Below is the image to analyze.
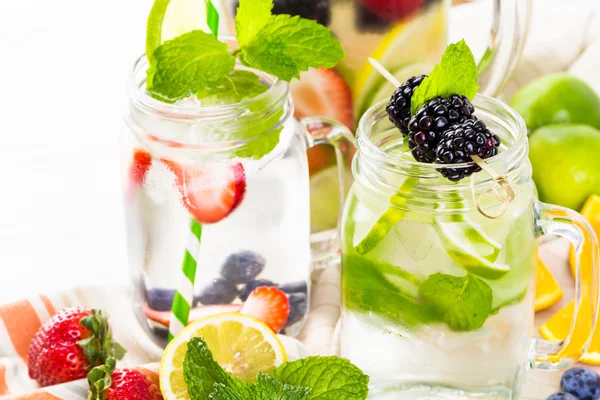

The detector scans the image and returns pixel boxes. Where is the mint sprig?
[418,273,493,331]
[146,0,344,103]
[410,39,479,114]
[183,338,369,400]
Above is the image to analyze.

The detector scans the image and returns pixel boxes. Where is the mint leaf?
[418,273,492,332]
[235,0,273,48]
[271,356,369,400]
[411,40,479,113]
[196,70,269,106]
[147,30,235,103]
[254,373,312,400]
[210,382,255,400]
[241,15,345,81]
[184,337,236,400]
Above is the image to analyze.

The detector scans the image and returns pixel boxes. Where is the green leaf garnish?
[183,338,237,400]
[196,70,269,106]
[145,0,345,103]
[418,273,493,331]
[147,30,235,103]
[235,0,273,48]
[240,14,345,81]
[411,39,479,113]
[271,356,369,400]
[183,337,369,400]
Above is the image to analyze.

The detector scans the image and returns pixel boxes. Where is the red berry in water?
[360,0,424,22]
[88,359,162,400]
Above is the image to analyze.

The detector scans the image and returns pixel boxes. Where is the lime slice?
[358,63,433,117]
[353,4,447,117]
[434,201,509,280]
[160,312,286,400]
[146,0,215,57]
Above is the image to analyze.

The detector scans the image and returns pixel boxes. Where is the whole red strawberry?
[27,307,125,387]
[88,358,163,400]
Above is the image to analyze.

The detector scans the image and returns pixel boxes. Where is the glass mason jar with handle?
[340,95,600,399]
[123,54,353,348]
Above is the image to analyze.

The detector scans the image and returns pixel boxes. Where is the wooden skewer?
[368,58,401,88]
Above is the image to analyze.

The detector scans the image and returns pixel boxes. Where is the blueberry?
[220,251,265,284]
[196,279,239,305]
[548,393,579,400]
[147,288,176,311]
[239,279,276,301]
[285,293,308,327]
[561,368,600,400]
[278,281,308,295]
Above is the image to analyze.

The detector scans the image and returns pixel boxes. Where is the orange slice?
[534,257,563,312]
[539,301,599,364]
[569,194,600,278]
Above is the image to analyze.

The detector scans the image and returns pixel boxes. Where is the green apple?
[529,124,600,210]
[511,73,600,131]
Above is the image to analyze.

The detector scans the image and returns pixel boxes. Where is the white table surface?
[0,0,597,305]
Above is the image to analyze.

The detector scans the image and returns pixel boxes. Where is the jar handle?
[299,117,355,264]
[478,0,532,95]
[531,201,600,369]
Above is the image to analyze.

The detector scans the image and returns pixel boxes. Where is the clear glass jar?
[123,55,353,347]
[340,95,600,399]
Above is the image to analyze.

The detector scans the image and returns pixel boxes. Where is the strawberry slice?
[290,68,354,129]
[240,286,290,333]
[130,149,152,186]
[360,0,423,22]
[162,160,246,224]
[142,303,242,327]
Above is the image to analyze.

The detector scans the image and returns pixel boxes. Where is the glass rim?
[127,53,290,122]
[356,94,528,174]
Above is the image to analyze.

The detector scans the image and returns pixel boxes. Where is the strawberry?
[162,160,247,224]
[290,68,354,130]
[240,287,290,333]
[359,0,423,22]
[27,307,125,387]
[129,149,152,187]
[88,358,162,400]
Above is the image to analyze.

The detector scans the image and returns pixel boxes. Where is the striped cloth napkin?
[0,264,340,399]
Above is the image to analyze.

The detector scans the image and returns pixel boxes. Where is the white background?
[0,0,597,304]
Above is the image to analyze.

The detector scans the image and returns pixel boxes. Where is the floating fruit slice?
[570,194,600,278]
[160,313,287,400]
[534,256,563,312]
[434,202,508,280]
[539,301,598,364]
[143,303,242,327]
[162,160,247,224]
[240,287,290,333]
[353,4,447,118]
[291,68,354,129]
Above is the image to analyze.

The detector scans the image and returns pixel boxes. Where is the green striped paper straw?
[168,220,203,341]
[206,0,219,37]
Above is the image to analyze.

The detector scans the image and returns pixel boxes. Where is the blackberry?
[220,250,265,284]
[434,119,501,181]
[407,94,476,163]
[356,3,391,32]
[196,279,239,305]
[386,74,427,135]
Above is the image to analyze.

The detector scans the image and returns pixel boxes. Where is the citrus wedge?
[534,256,563,312]
[539,301,598,364]
[160,312,286,400]
[569,194,600,278]
[353,4,447,117]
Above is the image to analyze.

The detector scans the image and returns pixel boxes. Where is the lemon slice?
[353,4,448,117]
[160,312,287,400]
